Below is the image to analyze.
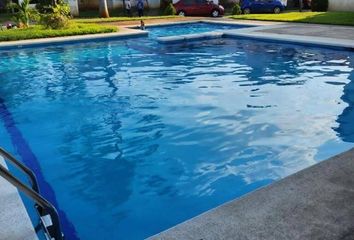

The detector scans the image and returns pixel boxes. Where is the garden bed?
[0,23,117,41]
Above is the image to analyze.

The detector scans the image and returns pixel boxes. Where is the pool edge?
[1,20,353,51]
[148,147,354,240]
[0,30,148,50]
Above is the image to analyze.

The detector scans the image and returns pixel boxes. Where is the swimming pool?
[137,22,252,38]
[1,23,354,240]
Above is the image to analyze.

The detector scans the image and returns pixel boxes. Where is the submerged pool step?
[156,32,224,44]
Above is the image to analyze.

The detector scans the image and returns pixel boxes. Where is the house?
[329,0,354,11]
[11,0,160,16]
[77,0,160,10]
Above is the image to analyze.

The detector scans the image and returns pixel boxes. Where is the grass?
[74,15,180,23]
[0,23,117,42]
[229,11,354,26]
[0,10,179,42]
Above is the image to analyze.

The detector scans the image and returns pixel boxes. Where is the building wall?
[329,0,354,12]
[78,0,160,10]
[68,0,80,16]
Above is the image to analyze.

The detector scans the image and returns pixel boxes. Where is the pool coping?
[0,29,148,50]
[1,19,353,51]
[0,157,38,240]
[0,20,260,50]
[148,148,354,240]
[153,20,354,51]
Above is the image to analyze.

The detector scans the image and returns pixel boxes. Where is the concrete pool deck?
[149,148,354,240]
[257,23,354,40]
[0,158,38,240]
[220,21,354,50]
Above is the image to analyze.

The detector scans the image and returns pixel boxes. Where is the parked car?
[241,0,285,14]
[173,0,225,17]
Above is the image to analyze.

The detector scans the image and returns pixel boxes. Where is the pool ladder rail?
[0,147,64,240]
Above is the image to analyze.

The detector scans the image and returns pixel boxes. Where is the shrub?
[311,0,328,12]
[163,3,176,15]
[36,0,53,13]
[7,0,39,27]
[40,0,71,29]
[219,0,234,9]
[53,0,71,17]
[41,14,69,29]
[160,0,169,12]
[232,3,242,15]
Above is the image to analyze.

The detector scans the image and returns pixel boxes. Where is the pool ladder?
[0,148,64,240]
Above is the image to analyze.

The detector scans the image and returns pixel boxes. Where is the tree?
[7,0,39,27]
[99,0,110,18]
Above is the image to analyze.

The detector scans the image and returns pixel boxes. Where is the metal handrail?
[0,147,39,193]
[0,164,64,240]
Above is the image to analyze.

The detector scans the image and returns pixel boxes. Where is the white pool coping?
[0,28,147,50]
[0,157,38,240]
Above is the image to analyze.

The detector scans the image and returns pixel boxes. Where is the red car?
[174,0,225,17]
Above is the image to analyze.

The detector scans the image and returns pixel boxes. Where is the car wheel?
[243,8,251,14]
[273,7,281,14]
[178,10,186,16]
[211,9,219,17]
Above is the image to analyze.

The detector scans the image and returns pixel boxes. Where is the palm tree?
[99,0,110,18]
[7,0,35,27]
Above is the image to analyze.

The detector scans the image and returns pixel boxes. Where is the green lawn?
[230,12,354,26]
[0,23,117,42]
[0,11,180,42]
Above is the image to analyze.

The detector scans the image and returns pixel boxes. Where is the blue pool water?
[141,22,251,38]
[0,23,354,240]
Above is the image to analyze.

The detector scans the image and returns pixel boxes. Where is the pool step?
[156,32,224,44]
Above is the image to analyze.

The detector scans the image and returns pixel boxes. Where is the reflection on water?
[335,55,354,142]
[0,38,354,240]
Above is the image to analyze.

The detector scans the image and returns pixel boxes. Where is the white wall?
[329,0,354,12]
[18,0,80,16]
[111,0,161,9]
[67,0,80,16]
[172,0,219,4]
